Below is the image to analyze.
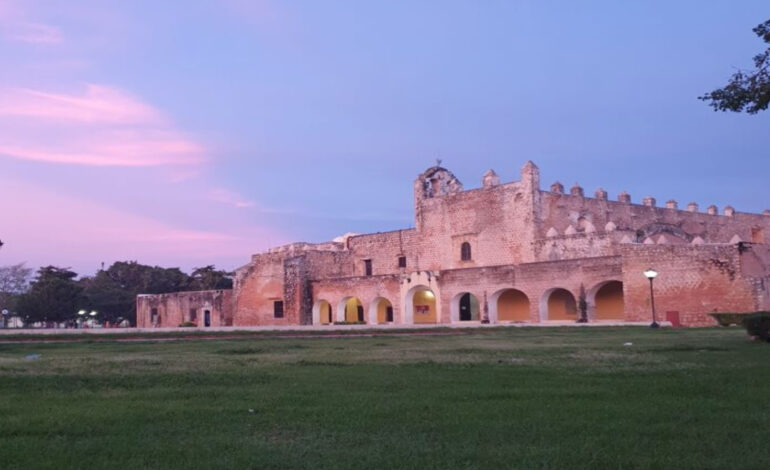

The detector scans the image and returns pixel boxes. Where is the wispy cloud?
[0,1,62,44]
[0,176,281,272]
[0,84,206,166]
[9,22,62,43]
[208,188,256,208]
[0,85,162,123]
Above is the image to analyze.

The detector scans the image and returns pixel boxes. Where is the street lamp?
[2,309,8,329]
[643,268,659,328]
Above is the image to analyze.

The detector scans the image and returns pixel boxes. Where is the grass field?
[1,327,768,469]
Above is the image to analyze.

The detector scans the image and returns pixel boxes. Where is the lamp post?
[77,309,86,329]
[2,309,8,329]
[643,268,659,328]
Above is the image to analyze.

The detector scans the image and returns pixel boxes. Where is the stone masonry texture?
[137,162,770,328]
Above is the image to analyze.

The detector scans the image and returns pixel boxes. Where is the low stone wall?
[136,290,233,328]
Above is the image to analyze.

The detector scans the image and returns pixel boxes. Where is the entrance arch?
[406,286,437,324]
[338,297,365,323]
[591,281,624,320]
[369,297,394,324]
[313,300,333,325]
[451,292,480,322]
[542,288,577,321]
[491,289,530,322]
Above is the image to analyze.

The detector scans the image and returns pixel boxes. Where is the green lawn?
[1,327,768,469]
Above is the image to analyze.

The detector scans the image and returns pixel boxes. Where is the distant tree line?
[0,262,232,327]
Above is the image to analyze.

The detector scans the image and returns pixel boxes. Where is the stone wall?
[136,160,770,329]
[538,188,770,247]
[620,244,758,326]
[136,290,233,328]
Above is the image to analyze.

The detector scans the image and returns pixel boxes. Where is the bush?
[178,321,197,327]
[742,312,770,342]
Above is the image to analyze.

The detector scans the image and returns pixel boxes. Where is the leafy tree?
[190,265,233,290]
[79,272,135,325]
[0,263,32,313]
[16,266,83,324]
[700,20,770,114]
[81,261,194,325]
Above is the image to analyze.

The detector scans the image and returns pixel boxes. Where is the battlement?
[543,183,768,218]
[262,241,345,256]
[413,160,769,218]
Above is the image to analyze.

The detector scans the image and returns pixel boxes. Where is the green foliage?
[178,321,197,327]
[15,266,83,324]
[577,283,588,323]
[10,261,232,326]
[80,261,189,325]
[742,311,770,341]
[700,19,770,114]
[190,265,233,290]
[79,261,232,325]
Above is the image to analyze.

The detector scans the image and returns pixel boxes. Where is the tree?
[190,265,233,290]
[16,266,83,324]
[700,19,770,114]
[80,261,194,325]
[79,272,135,325]
[0,263,32,313]
[577,284,588,323]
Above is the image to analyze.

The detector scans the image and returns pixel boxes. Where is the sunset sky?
[1,0,768,275]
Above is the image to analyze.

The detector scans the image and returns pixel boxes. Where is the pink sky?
[1,0,768,276]
[0,0,287,274]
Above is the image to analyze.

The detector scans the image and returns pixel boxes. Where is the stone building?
[136,162,770,328]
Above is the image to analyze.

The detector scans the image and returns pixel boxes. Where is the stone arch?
[635,223,692,243]
[588,281,624,321]
[451,292,480,322]
[337,296,365,323]
[540,288,577,321]
[490,288,530,322]
[312,299,333,325]
[405,285,437,324]
[369,297,394,324]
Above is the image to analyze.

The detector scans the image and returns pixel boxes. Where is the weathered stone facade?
[136,290,233,328]
[137,162,770,328]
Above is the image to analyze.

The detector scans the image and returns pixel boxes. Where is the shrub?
[178,321,197,327]
[742,312,770,342]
